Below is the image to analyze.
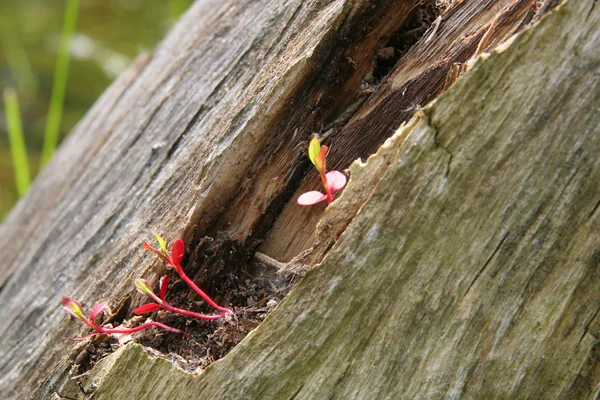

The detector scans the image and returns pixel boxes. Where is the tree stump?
[0,0,598,398]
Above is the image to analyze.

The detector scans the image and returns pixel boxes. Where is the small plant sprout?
[62,234,231,342]
[297,137,347,206]
[62,297,183,341]
[133,276,227,320]
[143,233,233,315]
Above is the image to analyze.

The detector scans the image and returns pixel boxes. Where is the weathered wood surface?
[1,0,360,396]
[87,0,600,398]
[261,0,553,262]
[0,0,595,398]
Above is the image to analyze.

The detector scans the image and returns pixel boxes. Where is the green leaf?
[152,232,167,253]
[308,138,321,166]
[135,279,153,295]
[62,297,85,320]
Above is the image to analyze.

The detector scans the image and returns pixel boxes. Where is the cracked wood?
[79,0,600,398]
[0,0,598,399]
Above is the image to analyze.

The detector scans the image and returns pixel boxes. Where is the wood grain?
[260,0,545,262]
[0,0,594,398]
[81,0,600,398]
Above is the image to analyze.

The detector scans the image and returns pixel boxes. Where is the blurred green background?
[0,0,194,220]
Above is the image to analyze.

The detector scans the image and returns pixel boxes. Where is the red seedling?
[133,276,226,320]
[297,137,346,205]
[143,233,233,314]
[62,297,183,341]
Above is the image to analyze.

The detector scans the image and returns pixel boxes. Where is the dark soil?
[75,236,296,374]
[136,237,294,372]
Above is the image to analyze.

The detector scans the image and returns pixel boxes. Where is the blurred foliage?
[3,88,31,196]
[0,0,194,220]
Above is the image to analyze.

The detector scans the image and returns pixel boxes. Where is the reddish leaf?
[326,170,347,193]
[133,303,161,314]
[315,145,328,173]
[135,278,153,295]
[62,297,85,320]
[171,238,185,267]
[143,242,153,251]
[297,191,327,205]
[90,301,107,321]
[159,275,169,300]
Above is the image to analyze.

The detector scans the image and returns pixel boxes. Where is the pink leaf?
[297,191,327,205]
[133,303,161,314]
[90,301,107,321]
[326,170,347,193]
[159,275,169,300]
[135,278,154,295]
[171,238,185,267]
[62,297,85,320]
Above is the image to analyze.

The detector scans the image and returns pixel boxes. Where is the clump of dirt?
[135,305,278,372]
[71,335,115,376]
[71,236,296,375]
[133,236,295,372]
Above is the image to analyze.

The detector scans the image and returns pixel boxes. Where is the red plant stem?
[138,278,226,320]
[82,317,99,330]
[145,241,233,314]
[320,169,333,203]
[145,290,163,305]
[176,268,233,314]
[161,302,226,320]
[100,321,182,335]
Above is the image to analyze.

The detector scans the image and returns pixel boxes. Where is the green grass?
[40,0,79,167]
[1,0,193,220]
[2,30,39,95]
[3,88,31,197]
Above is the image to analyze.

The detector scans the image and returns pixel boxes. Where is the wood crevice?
[579,306,600,344]
[464,233,509,298]
[0,0,587,397]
